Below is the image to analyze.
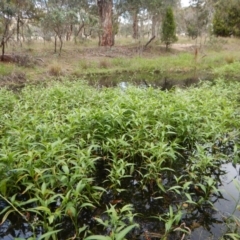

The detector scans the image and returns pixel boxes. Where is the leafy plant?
[85,204,138,240]
[1,79,240,239]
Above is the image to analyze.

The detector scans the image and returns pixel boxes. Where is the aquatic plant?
[0,79,240,239]
[85,204,138,240]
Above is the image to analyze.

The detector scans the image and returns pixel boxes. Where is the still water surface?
[190,162,240,240]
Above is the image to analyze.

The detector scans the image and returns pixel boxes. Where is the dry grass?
[225,55,235,64]
[48,62,63,76]
[1,36,240,84]
[98,59,111,69]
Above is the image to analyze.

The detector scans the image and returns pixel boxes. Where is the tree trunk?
[59,35,63,55]
[1,20,10,61]
[54,35,57,53]
[143,35,155,51]
[66,24,73,41]
[17,14,20,42]
[152,15,157,37]
[1,40,5,61]
[97,0,113,46]
[74,23,84,44]
[132,10,139,39]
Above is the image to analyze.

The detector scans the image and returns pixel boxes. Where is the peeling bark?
[97,0,114,46]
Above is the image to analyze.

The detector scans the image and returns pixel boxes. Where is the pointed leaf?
[76,180,86,193]
[84,235,112,240]
[62,165,69,174]
[0,209,15,225]
[38,229,62,240]
[115,224,138,240]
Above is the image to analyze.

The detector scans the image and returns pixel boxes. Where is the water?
[190,162,240,240]
[87,70,211,90]
[1,162,240,239]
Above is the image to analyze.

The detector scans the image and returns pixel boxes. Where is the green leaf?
[183,182,192,190]
[80,203,95,208]
[198,184,206,194]
[0,209,15,225]
[0,179,7,196]
[48,215,55,224]
[207,177,214,187]
[224,233,240,240]
[165,220,173,232]
[21,184,34,195]
[38,229,62,240]
[34,206,51,214]
[115,224,138,240]
[19,198,38,206]
[168,186,182,194]
[94,217,108,227]
[41,182,46,195]
[84,235,112,240]
[185,193,196,204]
[79,225,88,234]
[15,238,32,240]
[62,165,69,174]
[120,204,134,213]
[66,204,76,217]
[76,180,86,193]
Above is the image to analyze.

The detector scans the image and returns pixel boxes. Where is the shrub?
[49,62,62,76]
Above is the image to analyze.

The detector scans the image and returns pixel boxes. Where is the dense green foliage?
[161,7,177,49]
[0,79,240,239]
[213,0,240,37]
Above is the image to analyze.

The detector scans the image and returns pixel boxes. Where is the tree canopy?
[0,0,229,51]
[213,0,240,37]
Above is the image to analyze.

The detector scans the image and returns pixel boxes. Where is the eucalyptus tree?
[127,0,143,39]
[41,0,82,53]
[185,0,212,39]
[0,0,16,60]
[119,0,144,39]
[95,0,114,46]
[143,0,163,37]
[112,0,142,39]
[11,0,37,42]
[63,0,96,41]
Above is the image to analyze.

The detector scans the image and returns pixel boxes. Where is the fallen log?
[143,35,156,51]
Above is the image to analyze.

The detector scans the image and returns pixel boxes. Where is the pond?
[190,162,240,240]
[1,160,239,240]
[85,70,212,90]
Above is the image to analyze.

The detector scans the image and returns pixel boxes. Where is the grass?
[213,61,240,79]
[48,62,63,76]
[0,78,240,239]
[0,63,15,76]
[1,36,240,84]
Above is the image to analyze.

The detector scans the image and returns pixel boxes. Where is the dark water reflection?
[190,162,240,240]
[1,163,239,240]
[1,146,240,240]
[87,70,211,90]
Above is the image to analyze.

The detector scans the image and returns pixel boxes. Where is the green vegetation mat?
[0,79,240,239]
